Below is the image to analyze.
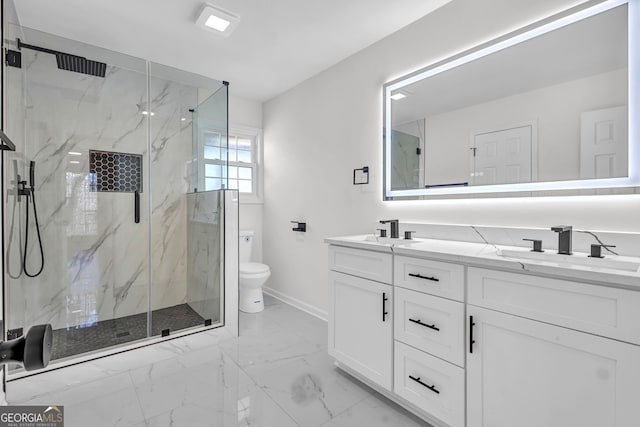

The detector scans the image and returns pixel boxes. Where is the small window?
[203,126,262,202]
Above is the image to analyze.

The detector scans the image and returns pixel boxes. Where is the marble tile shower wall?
[149,75,195,313]
[5,49,198,332]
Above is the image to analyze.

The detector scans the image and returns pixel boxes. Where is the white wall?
[262,0,640,316]
[230,94,264,262]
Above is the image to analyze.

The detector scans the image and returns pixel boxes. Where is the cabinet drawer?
[394,341,465,427]
[394,255,464,301]
[395,287,465,367]
[328,245,392,284]
[468,267,640,345]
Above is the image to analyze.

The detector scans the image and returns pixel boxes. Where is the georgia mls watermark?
[0,406,64,427]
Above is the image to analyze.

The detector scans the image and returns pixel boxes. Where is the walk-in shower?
[1,0,237,377]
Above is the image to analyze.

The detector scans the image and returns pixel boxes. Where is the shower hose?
[23,189,44,277]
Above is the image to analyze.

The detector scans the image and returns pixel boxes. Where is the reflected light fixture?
[196,4,240,37]
[390,92,406,100]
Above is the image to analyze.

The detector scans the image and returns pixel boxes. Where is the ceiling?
[13,0,450,101]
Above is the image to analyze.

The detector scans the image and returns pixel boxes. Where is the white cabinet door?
[467,306,640,427]
[328,271,393,390]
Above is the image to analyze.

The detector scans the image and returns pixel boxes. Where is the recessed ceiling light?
[142,111,155,116]
[181,117,186,121]
[68,151,82,156]
[196,4,240,37]
[69,161,80,164]
[390,93,406,100]
[205,15,230,32]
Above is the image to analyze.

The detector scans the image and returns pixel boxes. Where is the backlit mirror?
[384,0,638,199]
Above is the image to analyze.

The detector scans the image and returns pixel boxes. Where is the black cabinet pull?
[408,273,439,282]
[409,318,440,331]
[134,190,140,224]
[382,292,389,322]
[469,315,476,354]
[409,375,440,394]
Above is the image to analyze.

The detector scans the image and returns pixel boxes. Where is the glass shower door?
[148,64,227,336]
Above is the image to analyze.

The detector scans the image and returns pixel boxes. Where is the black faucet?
[380,219,399,239]
[551,225,572,255]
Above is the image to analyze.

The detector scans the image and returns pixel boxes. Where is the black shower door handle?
[134,191,140,223]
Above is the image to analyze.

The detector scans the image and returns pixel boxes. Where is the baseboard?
[263,287,328,322]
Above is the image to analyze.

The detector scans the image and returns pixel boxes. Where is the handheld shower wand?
[30,160,35,191]
[23,160,45,277]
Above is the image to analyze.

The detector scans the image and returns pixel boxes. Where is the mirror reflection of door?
[580,105,628,179]
[471,124,535,186]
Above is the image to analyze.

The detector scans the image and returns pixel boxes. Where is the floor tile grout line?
[128,369,151,423]
[227,352,303,427]
[317,389,373,426]
[244,347,372,427]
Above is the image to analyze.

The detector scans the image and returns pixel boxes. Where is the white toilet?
[239,230,271,313]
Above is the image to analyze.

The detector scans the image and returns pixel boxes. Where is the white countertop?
[325,235,640,289]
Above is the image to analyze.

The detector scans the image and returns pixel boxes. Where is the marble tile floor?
[6,295,430,427]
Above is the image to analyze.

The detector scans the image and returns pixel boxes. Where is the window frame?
[202,125,263,203]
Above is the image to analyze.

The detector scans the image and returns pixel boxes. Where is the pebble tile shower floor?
[6,296,429,426]
[51,303,206,360]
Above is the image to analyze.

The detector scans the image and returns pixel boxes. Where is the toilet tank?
[239,230,254,263]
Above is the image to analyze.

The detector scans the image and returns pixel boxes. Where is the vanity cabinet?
[328,246,393,390]
[327,239,640,427]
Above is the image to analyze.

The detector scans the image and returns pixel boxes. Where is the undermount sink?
[363,235,421,246]
[499,248,640,273]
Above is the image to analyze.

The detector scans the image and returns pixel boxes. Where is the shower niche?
[1,12,237,373]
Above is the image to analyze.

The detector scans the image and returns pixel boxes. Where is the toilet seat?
[240,262,270,275]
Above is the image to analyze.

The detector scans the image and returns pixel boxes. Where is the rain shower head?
[17,39,107,78]
[56,53,107,77]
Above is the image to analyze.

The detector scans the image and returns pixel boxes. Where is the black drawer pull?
[382,292,389,322]
[408,273,439,282]
[409,318,440,331]
[409,375,440,394]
